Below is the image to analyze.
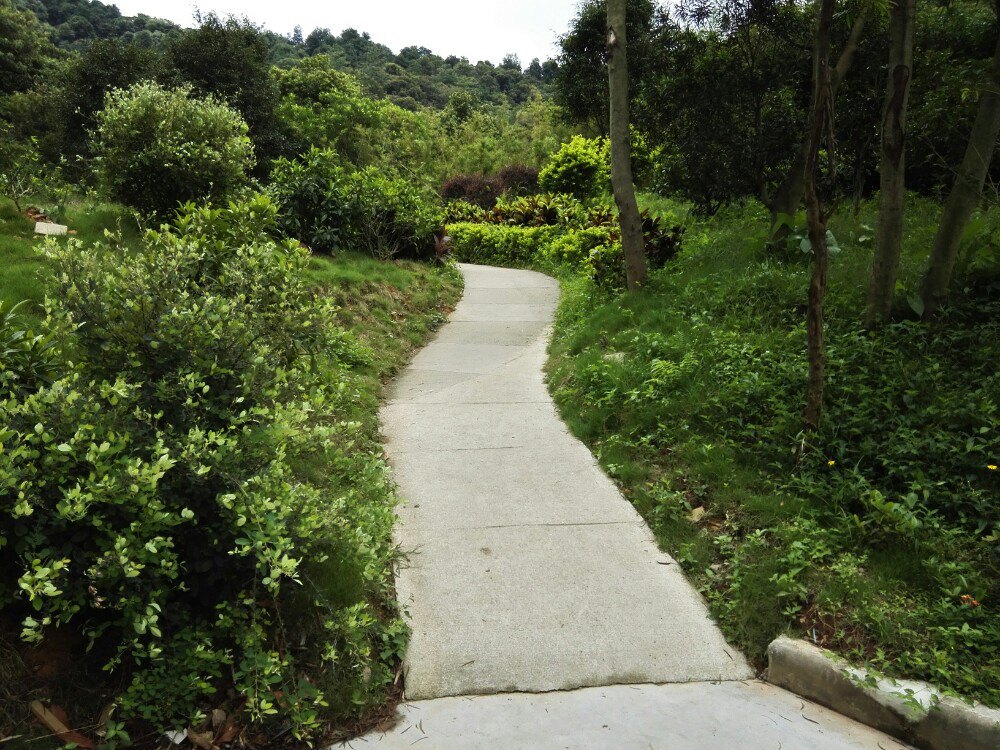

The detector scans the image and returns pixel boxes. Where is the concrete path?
[365,264,913,748]
[381,264,751,700]
[343,682,913,749]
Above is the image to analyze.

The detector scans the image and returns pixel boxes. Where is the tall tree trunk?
[608,0,647,291]
[804,0,837,431]
[920,33,1000,316]
[865,0,916,328]
[767,9,868,246]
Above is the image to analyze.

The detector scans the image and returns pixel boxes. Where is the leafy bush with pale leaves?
[538,136,609,200]
[92,82,254,216]
[0,196,402,738]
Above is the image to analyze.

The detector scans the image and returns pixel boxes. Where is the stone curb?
[766,636,1000,750]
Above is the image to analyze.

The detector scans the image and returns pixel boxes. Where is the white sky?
[112,1,581,65]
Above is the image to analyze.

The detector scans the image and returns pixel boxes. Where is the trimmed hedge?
[446,218,682,294]
[446,222,563,266]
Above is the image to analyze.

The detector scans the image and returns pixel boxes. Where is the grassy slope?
[1,199,141,324]
[546,196,999,705]
[0,198,462,741]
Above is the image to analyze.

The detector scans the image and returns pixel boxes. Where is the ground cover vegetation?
[1,0,999,742]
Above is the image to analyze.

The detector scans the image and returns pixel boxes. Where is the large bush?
[496,164,540,196]
[92,82,254,215]
[275,55,380,162]
[270,148,443,259]
[0,197,400,738]
[440,173,502,208]
[538,136,610,200]
[268,148,352,252]
[166,14,284,169]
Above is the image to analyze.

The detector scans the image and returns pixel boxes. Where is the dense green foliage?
[4,0,1000,736]
[544,197,999,705]
[53,39,165,168]
[556,0,1000,212]
[1,1,59,97]
[17,0,557,110]
[0,196,460,740]
[449,223,565,267]
[3,198,343,733]
[446,192,683,292]
[269,148,444,259]
[164,14,286,169]
[538,136,611,200]
[92,82,254,215]
[19,0,180,48]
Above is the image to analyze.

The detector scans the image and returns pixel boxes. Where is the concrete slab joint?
[766,635,1000,750]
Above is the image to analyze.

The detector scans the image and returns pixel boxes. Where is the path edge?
[766,635,1000,750]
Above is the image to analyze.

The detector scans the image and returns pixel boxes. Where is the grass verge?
[545,196,999,706]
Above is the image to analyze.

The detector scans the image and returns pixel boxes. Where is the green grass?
[0,197,140,326]
[546,195,1000,705]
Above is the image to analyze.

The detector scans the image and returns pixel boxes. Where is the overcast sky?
[112,1,581,65]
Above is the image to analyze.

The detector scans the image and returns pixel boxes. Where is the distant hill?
[16,0,558,110]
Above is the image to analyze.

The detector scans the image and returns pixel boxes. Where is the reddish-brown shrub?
[440,174,502,208]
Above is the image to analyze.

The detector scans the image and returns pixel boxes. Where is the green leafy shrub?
[92,82,254,216]
[348,165,444,260]
[538,136,610,200]
[0,196,399,738]
[446,222,563,266]
[268,147,352,252]
[444,199,487,223]
[0,131,42,212]
[586,241,629,292]
[0,302,59,396]
[540,226,615,266]
[488,193,586,227]
[275,55,381,163]
[447,204,683,287]
[270,148,444,259]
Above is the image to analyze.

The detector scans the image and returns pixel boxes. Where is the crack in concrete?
[461,520,635,531]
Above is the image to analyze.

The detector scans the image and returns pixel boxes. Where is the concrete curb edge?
[765,635,1000,750]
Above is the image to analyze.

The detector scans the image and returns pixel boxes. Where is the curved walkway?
[364,264,912,748]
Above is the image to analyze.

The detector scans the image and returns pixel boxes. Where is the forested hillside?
[16,0,557,109]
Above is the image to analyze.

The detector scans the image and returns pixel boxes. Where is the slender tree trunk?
[804,0,837,431]
[608,0,647,290]
[767,140,810,244]
[865,0,916,327]
[920,33,1000,316]
[767,9,868,245]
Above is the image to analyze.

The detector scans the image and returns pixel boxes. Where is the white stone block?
[34,222,68,236]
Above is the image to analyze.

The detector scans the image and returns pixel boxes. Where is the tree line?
[579,0,1000,426]
[14,0,558,110]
